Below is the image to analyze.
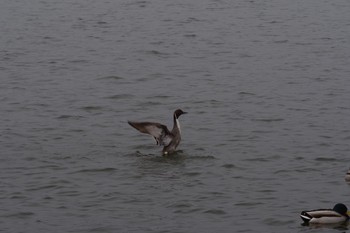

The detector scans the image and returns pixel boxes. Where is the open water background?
[1,0,350,232]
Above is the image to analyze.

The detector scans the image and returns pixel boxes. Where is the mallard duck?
[345,169,350,182]
[300,203,350,224]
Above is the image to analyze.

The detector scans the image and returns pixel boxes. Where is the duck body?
[300,203,349,224]
[128,109,187,155]
[345,169,350,182]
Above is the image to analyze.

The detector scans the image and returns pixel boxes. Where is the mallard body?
[345,169,350,182]
[300,203,349,224]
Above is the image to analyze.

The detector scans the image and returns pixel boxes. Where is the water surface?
[1,0,350,232]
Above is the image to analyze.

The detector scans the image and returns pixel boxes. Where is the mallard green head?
[333,203,348,216]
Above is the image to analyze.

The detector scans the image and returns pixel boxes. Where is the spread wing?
[128,121,173,146]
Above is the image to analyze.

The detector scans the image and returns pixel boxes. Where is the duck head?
[174,109,187,119]
[333,203,349,217]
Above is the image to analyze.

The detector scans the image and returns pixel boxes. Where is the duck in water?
[128,109,187,155]
[300,203,350,224]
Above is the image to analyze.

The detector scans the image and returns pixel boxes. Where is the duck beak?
[347,211,350,216]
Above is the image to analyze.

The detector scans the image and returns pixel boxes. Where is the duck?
[300,203,350,224]
[345,168,350,182]
[128,109,187,155]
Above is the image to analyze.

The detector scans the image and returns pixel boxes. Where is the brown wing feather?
[128,121,172,146]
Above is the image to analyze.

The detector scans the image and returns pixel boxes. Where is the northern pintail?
[128,109,187,155]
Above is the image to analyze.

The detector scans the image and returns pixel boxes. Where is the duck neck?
[173,114,181,133]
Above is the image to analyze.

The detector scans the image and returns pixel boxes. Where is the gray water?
[1,0,350,232]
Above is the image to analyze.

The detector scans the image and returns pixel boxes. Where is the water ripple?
[3,212,35,219]
[105,94,134,99]
[203,209,227,215]
[97,75,124,81]
[70,167,117,174]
